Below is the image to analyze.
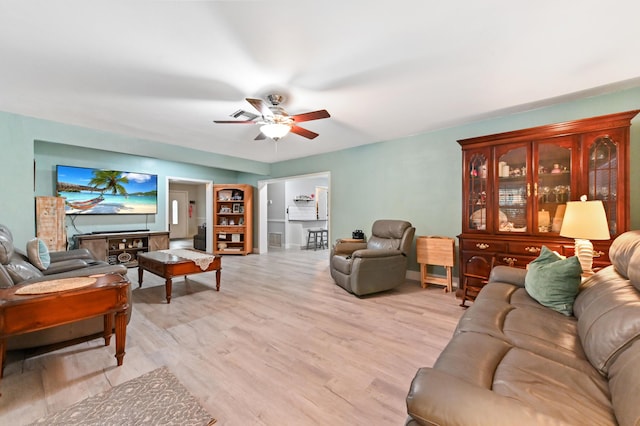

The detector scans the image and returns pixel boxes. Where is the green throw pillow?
[524,246,582,316]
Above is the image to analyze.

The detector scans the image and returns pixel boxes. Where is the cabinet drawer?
[494,253,536,269]
[508,242,563,256]
[462,239,507,252]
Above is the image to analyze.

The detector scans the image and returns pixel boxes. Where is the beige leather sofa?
[406,230,640,426]
[330,220,415,296]
[0,224,131,350]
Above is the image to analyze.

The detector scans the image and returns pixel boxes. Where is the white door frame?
[257,171,330,254]
[166,177,213,251]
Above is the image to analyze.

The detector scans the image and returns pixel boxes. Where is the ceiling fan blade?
[246,98,273,117]
[213,120,256,124]
[254,132,266,140]
[290,125,319,140]
[292,109,330,123]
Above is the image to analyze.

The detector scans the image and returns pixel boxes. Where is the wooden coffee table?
[137,250,221,304]
[0,273,130,389]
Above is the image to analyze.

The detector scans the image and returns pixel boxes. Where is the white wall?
[267,181,286,247]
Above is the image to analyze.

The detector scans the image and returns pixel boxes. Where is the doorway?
[169,190,189,239]
[166,177,213,251]
[257,172,330,254]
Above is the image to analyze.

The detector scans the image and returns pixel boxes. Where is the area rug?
[30,367,216,425]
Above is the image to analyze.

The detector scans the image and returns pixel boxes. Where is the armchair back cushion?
[368,220,413,254]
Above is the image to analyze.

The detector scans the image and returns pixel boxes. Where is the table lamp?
[559,195,610,275]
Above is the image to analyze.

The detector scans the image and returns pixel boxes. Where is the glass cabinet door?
[534,137,574,235]
[495,143,529,233]
[465,150,489,232]
[587,134,619,235]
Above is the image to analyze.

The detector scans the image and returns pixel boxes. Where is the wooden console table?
[0,273,130,391]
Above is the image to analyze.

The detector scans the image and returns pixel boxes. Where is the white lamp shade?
[260,123,291,140]
[559,199,610,240]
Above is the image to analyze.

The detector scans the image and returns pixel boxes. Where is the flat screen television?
[56,165,158,215]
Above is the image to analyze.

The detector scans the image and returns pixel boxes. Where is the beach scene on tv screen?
[57,166,158,214]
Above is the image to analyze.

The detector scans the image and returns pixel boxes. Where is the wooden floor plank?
[0,249,463,425]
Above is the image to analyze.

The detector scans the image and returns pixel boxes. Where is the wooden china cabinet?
[458,110,639,301]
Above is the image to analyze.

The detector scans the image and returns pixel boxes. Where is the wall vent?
[268,232,282,247]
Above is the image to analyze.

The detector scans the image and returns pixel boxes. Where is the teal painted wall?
[0,113,35,248]
[1,85,639,276]
[239,86,640,272]
[0,112,263,249]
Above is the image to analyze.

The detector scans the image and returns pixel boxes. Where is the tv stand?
[75,230,170,267]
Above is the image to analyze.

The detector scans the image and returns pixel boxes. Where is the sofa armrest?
[488,265,527,287]
[22,265,127,285]
[352,248,402,259]
[43,259,89,275]
[407,368,558,426]
[49,248,94,262]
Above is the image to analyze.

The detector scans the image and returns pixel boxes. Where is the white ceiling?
[2,1,640,163]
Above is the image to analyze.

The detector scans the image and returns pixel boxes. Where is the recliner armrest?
[352,248,402,258]
[333,241,368,256]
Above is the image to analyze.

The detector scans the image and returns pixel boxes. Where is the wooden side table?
[338,238,366,243]
[416,236,455,292]
[0,273,130,390]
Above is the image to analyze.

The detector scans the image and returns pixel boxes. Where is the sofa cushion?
[524,246,582,316]
[458,284,591,372]
[26,238,51,271]
[574,267,640,376]
[607,339,640,426]
[609,229,640,280]
[493,346,614,425]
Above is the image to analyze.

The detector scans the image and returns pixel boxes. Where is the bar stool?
[318,229,328,249]
[307,229,328,250]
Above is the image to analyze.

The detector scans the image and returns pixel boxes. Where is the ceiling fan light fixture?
[261,123,291,140]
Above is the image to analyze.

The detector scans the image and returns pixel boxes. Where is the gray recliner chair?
[330,220,415,296]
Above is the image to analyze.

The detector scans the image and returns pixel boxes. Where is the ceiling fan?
[214,94,330,141]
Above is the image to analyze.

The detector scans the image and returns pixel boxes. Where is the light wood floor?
[0,249,464,425]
